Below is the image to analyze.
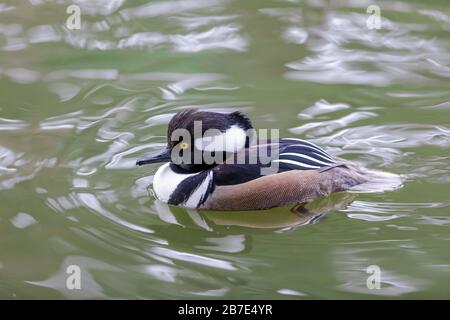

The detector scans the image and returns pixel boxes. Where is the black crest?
[167,109,253,147]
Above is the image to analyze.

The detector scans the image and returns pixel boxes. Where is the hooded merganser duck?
[137,109,375,211]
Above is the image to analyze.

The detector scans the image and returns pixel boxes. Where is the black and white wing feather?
[275,138,337,171]
[213,138,338,187]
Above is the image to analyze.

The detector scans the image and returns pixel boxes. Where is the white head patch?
[194,125,247,153]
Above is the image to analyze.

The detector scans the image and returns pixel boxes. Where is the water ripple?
[2,0,450,299]
[152,247,238,271]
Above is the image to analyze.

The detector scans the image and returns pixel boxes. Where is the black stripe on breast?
[168,170,214,207]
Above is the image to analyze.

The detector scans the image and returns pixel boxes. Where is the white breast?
[153,163,194,203]
[153,163,212,208]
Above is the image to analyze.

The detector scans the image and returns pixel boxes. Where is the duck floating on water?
[137,109,400,211]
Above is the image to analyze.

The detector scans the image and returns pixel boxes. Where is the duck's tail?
[321,162,403,194]
[348,167,403,193]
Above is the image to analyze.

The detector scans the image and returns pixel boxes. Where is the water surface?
[1,0,450,299]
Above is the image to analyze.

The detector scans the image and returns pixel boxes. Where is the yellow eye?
[180,142,189,150]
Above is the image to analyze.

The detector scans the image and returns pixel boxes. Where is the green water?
[1,0,450,299]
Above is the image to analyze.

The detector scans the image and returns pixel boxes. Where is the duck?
[136,109,372,211]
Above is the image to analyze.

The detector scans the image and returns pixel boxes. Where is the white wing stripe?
[285,143,334,162]
[286,148,335,163]
[273,159,321,169]
[283,138,329,152]
[307,151,335,163]
[280,152,334,166]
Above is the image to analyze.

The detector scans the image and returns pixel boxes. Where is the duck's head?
[136,109,254,172]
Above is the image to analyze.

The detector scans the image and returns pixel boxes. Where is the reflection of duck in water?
[154,193,356,230]
[137,110,400,211]
[203,192,357,229]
